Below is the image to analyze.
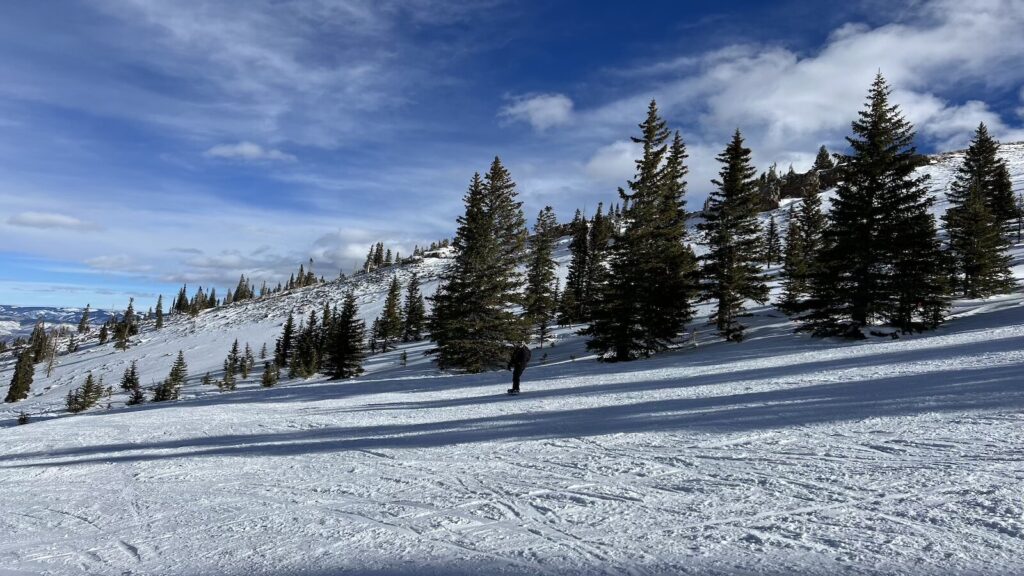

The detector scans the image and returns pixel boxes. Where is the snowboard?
[506,389,520,396]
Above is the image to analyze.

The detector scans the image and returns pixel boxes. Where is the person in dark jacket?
[507,342,532,394]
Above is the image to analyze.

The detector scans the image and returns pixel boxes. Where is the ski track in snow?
[1,145,1024,575]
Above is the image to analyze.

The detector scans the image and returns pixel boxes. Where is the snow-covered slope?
[1,144,1023,575]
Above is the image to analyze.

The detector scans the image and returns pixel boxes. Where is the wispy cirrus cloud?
[204,142,296,162]
[8,212,103,232]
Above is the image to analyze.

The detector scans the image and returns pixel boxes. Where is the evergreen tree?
[401,273,426,342]
[812,145,837,190]
[587,103,699,359]
[274,311,296,367]
[780,207,808,312]
[327,289,366,379]
[4,349,34,402]
[944,123,1016,297]
[376,276,404,351]
[946,183,1014,297]
[261,362,279,387]
[583,203,614,319]
[259,342,268,360]
[763,216,782,266]
[558,209,589,325]
[66,372,104,413]
[154,351,188,401]
[524,206,559,346]
[175,285,190,314]
[155,295,164,329]
[221,339,241,390]
[697,129,768,342]
[98,323,109,345]
[946,123,1016,227]
[119,360,140,392]
[126,382,145,406]
[291,310,321,378]
[802,73,947,336]
[428,162,529,372]
[77,304,91,334]
[243,343,255,378]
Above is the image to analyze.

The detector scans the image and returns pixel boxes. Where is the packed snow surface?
[1,144,1023,575]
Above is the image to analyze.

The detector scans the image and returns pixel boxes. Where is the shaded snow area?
[1,145,1023,575]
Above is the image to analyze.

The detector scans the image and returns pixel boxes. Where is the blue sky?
[2,0,1023,309]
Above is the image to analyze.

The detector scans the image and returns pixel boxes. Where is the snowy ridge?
[0,144,1023,575]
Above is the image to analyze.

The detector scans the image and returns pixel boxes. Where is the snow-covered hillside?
[1,144,1023,575]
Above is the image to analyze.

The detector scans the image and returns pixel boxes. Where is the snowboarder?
[507,342,531,395]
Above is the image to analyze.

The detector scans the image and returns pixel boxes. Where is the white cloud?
[584,140,638,184]
[500,93,574,131]
[7,211,103,231]
[204,141,296,162]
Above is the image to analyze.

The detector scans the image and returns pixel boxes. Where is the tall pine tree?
[524,206,559,346]
[586,102,698,359]
[698,129,768,342]
[376,276,404,351]
[802,73,947,336]
[428,162,529,372]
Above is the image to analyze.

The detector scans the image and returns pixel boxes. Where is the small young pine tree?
[120,360,140,392]
[77,304,91,334]
[260,362,279,388]
[66,372,105,413]
[4,348,34,403]
[275,312,296,368]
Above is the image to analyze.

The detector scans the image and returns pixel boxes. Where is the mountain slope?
[0,144,1023,575]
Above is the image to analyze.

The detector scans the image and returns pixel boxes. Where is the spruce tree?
[558,209,589,325]
[98,323,109,345]
[780,207,808,312]
[154,351,187,401]
[524,206,559,346]
[221,339,241,390]
[586,103,698,359]
[698,129,768,342]
[4,348,34,402]
[802,73,947,336]
[428,163,529,372]
[401,273,426,342]
[327,289,366,379]
[763,216,782,266]
[944,123,1016,297]
[812,145,837,190]
[119,360,140,392]
[155,295,164,329]
[376,276,404,351]
[946,183,1014,297]
[274,311,296,367]
[66,372,104,413]
[77,304,91,334]
[583,203,614,319]
[261,362,279,387]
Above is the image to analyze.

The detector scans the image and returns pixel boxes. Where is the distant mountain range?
[0,305,117,340]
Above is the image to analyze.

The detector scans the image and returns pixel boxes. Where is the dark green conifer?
[802,73,947,336]
[698,129,768,342]
[401,273,426,342]
[77,304,91,334]
[558,209,589,325]
[763,216,782,266]
[327,289,366,379]
[524,206,559,346]
[428,162,529,372]
[4,348,34,402]
[586,104,698,359]
[376,276,404,351]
